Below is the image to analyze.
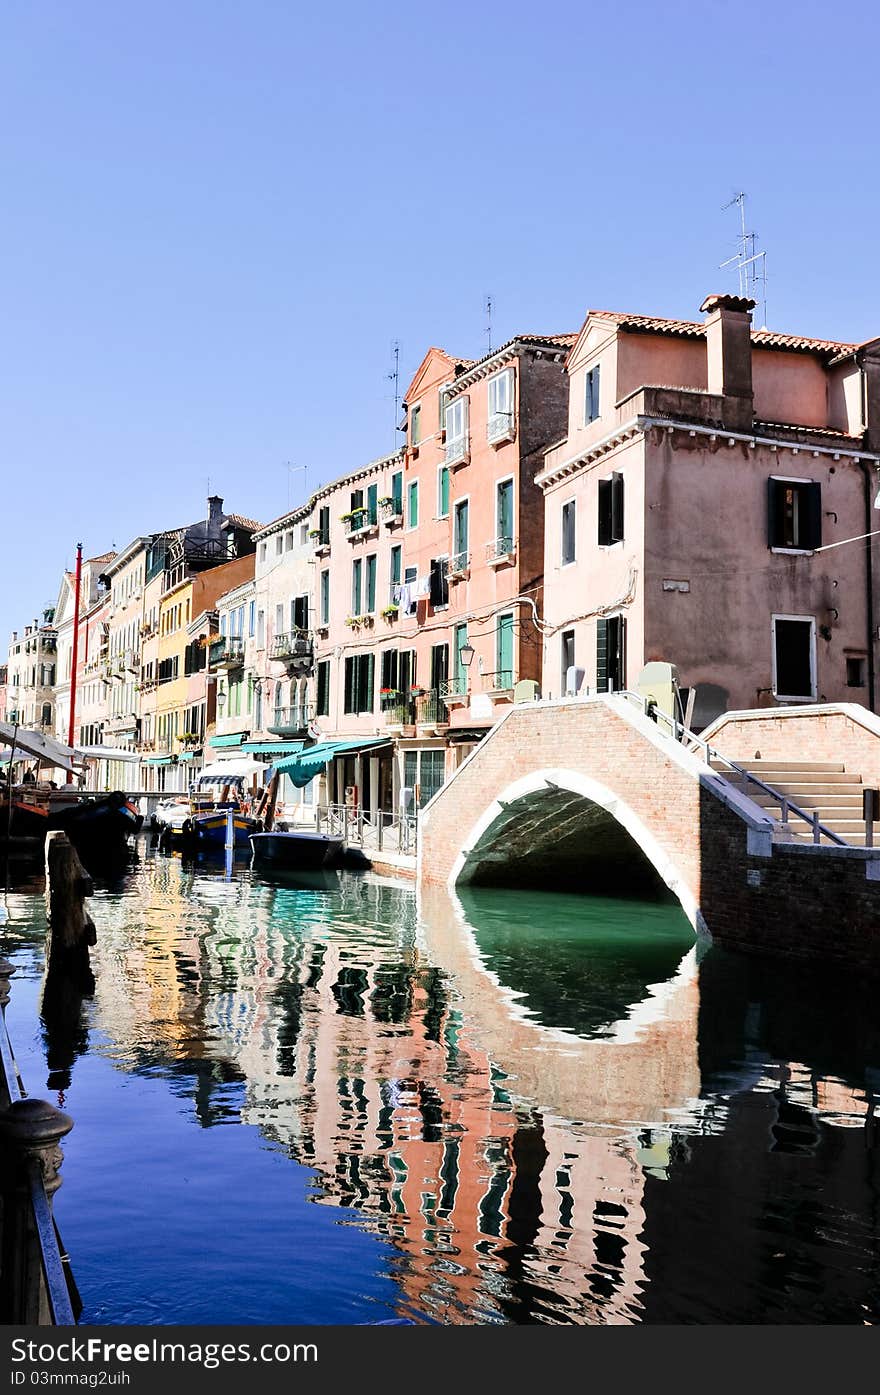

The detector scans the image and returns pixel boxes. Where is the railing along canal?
[315,803,417,857]
[620,690,849,847]
[0,955,80,1325]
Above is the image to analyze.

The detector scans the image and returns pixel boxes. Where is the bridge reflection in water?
[2,853,878,1325]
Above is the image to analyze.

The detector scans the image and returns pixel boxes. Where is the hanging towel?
[413,575,431,600]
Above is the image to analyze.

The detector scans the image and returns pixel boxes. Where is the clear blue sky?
[2,0,878,640]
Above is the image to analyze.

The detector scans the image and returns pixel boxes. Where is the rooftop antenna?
[283,462,308,511]
[720,192,768,328]
[387,340,401,447]
[485,294,493,353]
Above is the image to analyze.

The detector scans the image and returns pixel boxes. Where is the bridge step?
[749,792,865,811]
[710,758,847,774]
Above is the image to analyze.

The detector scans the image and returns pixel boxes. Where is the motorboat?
[249,828,344,872]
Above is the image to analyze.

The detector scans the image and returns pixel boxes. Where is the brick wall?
[419,698,880,972]
[703,705,880,789]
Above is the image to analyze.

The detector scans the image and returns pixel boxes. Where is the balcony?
[342,508,379,540]
[380,692,416,734]
[380,497,403,528]
[268,704,315,737]
[310,531,331,557]
[272,632,314,667]
[415,689,449,733]
[444,433,470,468]
[481,669,514,700]
[449,550,470,580]
[487,412,515,446]
[486,535,516,567]
[209,637,245,669]
[439,677,468,707]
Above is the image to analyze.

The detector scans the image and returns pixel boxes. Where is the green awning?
[270,738,390,788]
[145,755,174,766]
[241,740,305,756]
[178,751,199,762]
[210,733,248,748]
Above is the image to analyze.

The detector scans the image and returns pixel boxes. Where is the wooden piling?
[44,831,96,983]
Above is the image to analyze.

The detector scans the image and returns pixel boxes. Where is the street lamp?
[216,688,226,713]
[460,642,475,668]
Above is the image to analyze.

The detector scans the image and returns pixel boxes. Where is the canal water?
[2,843,878,1325]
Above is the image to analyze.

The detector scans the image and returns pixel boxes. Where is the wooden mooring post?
[44,830,96,985]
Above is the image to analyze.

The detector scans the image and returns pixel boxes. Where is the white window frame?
[771,613,817,702]
[445,396,470,465]
[406,479,419,532]
[452,496,470,573]
[561,497,577,567]
[487,368,515,445]
[769,475,819,555]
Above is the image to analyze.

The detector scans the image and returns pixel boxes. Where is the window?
[496,478,514,552]
[429,557,449,608]
[846,655,867,688]
[365,554,377,613]
[350,487,364,515]
[407,480,419,529]
[292,595,309,631]
[366,482,378,526]
[390,545,402,590]
[300,524,309,545]
[285,530,294,551]
[445,397,469,465]
[275,603,284,636]
[772,616,816,700]
[496,612,514,689]
[453,499,469,571]
[418,750,446,806]
[767,478,822,550]
[596,615,626,693]
[561,630,575,694]
[276,536,284,556]
[352,558,363,616]
[343,653,375,714]
[437,466,450,518]
[316,660,330,716]
[381,648,399,695]
[598,473,624,546]
[438,383,452,437]
[248,601,255,637]
[561,500,576,565]
[318,506,331,545]
[390,471,403,515]
[487,368,514,443]
[454,624,469,687]
[584,365,601,423]
[410,402,421,447]
[320,570,330,626]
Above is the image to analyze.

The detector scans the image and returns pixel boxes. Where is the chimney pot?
[702,292,754,431]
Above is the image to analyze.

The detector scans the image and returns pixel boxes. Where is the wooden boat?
[249,829,344,872]
[192,807,259,849]
[0,787,140,862]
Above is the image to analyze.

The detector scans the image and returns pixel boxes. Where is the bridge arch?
[450,766,702,932]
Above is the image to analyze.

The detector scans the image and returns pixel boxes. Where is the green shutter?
[596,617,609,692]
[767,478,779,547]
[344,658,355,714]
[366,555,377,613]
[439,467,449,517]
[367,482,378,525]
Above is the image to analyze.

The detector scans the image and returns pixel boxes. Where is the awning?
[145,756,174,766]
[197,757,267,781]
[76,744,141,762]
[241,740,305,756]
[270,737,391,788]
[0,722,82,776]
[177,751,200,763]
[210,733,249,748]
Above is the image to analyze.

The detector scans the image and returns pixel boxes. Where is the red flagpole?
[67,542,83,784]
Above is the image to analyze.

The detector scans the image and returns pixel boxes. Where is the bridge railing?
[0,959,80,1325]
[620,690,849,848]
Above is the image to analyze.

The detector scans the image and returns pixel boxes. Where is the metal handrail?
[319,802,417,855]
[620,690,850,847]
[29,1162,76,1326]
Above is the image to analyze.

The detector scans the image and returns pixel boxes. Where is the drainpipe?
[858,460,877,714]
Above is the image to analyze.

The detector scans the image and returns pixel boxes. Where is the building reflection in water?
[26,852,880,1325]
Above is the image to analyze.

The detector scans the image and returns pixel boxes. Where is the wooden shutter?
[804,481,822,550]
[596,617,609,692]
[598,479,612,547]
[767,478,779,547]
[611,472,624,543]
[344,657,355,714]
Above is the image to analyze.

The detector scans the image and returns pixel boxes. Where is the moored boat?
[249,829,344,872]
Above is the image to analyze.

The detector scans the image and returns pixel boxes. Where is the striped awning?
[270,737,391,788]
[210,733,249,748]
[241,740,305,756]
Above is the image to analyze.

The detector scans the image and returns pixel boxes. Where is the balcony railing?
[268,704,315,736]
[486,535,515,564]
[415,689,449,727]
[439,677,468,700]
[380,497,403,525]
[487,412,515,445]
[449,550,470,577]
[272,631,313,662]
[343,508,379,536]
[381,691,416,726]
[445,432,469,467]
[209,637,245,668]
[481,669,514,693]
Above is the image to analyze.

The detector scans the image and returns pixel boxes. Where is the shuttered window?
[596,615,626,693]
[598,473,624,546]
[767,478,822,550]
[561,500,576,565]
[585,365,601,423]
[316,660,329,716]
[343,653,375,714]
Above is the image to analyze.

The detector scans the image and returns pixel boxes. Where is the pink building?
[538,294,880,727]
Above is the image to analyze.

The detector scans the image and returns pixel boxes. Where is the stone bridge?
[418,695,880,968]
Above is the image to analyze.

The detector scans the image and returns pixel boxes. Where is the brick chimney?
[208,495,224,524]
[701,293,755,432]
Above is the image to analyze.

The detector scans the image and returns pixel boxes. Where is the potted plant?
[380,603,399,620]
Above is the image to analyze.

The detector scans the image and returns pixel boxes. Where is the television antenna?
[485,295,493,353]
[282,462,308,510]
[387,340,401,446]
[720,192,768,328]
